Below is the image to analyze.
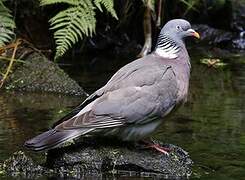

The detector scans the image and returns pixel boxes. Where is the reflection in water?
[0,50,244,179]
[0,92,83,161]
[0,95,22,160]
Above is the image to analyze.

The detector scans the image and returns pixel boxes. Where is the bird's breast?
[175,66,190,104]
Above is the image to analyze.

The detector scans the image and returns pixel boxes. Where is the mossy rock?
[3,47,86,96]
[0,140,193,179]
[46,141,193,179]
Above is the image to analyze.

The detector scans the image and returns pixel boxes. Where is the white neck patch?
[155,34,181,59]
[155,47,179,59]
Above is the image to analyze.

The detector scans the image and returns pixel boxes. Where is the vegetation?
[0,0,16,87]
[0,0,203,61]
[0,0,15,47]
[200,58,227,68]
[0,0,118,87]
[180,0,200,15]
[40,0,118,60]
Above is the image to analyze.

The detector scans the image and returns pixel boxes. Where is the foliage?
[0,39,21,88]
[142,0,155,11]
[40,0,118,60]
[180,0,201,16]
[200,58,227,68]
[0,0,16,47]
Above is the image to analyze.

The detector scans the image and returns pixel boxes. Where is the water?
[0,92,84,161]
[0,48,244,179]
[156,51,245,179]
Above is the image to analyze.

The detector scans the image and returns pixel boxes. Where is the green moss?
[4,48,86,96]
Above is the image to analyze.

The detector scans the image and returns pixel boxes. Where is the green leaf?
[200,58,228,68]
[0,1,15,47]
[40,0,80,6]
[94,0,118,19]
[180,0,199,12]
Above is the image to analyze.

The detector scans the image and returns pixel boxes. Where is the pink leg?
[140,140,171,155]
[147,143,170,155]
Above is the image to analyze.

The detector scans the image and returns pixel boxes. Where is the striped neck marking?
[155,34,180,59]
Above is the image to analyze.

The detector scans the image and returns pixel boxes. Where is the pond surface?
[0,48,244,179]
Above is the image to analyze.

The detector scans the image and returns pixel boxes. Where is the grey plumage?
[24,19,200,151]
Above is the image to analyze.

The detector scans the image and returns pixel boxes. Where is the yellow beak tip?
[194,32,200,39]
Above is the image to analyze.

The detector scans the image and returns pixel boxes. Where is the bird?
[24,19,200,153]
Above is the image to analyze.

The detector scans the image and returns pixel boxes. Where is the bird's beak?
[187,29,200,39]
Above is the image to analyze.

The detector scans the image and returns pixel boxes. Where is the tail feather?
[24,129,92,151]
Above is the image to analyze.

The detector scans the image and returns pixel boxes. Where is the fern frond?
[40,0,80,6]
[41,0,117,60]
[94,0,118,19]
[49,1,96,59]
[0,1,16,47]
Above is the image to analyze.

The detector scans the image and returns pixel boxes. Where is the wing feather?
[54,64,177,131]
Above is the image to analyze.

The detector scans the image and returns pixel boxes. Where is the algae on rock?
[2,46,86,96]
[0,140,193,179]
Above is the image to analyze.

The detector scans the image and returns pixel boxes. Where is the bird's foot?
[138,140,171,155]
[146,143,170,155]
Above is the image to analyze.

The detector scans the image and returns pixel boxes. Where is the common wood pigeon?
[25,19,200,152]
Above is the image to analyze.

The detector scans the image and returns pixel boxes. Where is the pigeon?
[24,19,200,152]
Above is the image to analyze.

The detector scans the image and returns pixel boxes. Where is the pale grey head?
[155,19,200,58]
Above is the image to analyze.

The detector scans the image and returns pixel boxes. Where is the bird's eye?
[176,25,181,31]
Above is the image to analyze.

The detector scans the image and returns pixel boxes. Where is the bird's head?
[159,19,200,44]
[155,19,200,58]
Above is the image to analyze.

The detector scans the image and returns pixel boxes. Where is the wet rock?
[46,140,193,179]
[3,46,87,96]
[191,1,245,50]
[230,0,245,50]
[232,31,245,49]
[193,24,245,50]
[0,141,193,179]
[231,0,245,32]
[193,24,233,46]
[0,151,46,179]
